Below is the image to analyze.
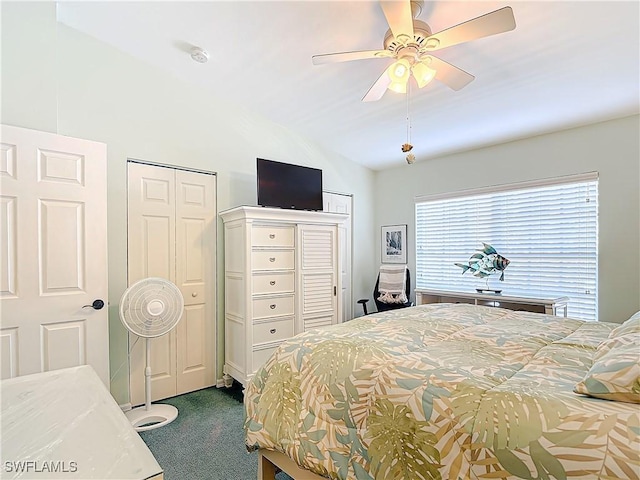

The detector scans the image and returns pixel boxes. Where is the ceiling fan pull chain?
[406,82,412,145]
[402,85,413,153]
[404,82,416,164]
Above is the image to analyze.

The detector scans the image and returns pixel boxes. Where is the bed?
[244,304,640,480]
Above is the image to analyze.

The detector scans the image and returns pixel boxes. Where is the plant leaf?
[494,449,534,479]
[256,362,301,443]
[366,398,442,480]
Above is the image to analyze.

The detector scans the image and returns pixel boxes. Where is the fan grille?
[383,20,433,53]
[119,277,184,338]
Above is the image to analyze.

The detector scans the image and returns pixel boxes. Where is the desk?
[0,366,163,479]
[415,289,569,317]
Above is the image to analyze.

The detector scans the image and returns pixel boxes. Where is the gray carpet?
[139,384,293,480]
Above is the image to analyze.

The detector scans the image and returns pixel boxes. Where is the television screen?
[257,158,323,211]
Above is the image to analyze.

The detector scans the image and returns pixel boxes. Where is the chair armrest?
[357,299,370,316]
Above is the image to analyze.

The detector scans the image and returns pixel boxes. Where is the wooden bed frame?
[258,449,326,480]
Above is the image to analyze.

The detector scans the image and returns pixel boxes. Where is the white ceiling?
[57,1,639,171]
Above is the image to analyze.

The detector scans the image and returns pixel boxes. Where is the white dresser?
[415,289,570,317]
[220,206,347,386]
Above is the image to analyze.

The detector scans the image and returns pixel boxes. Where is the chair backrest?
[374,266,411,312]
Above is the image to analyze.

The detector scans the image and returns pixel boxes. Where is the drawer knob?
[269,234,276,239]
[269,280,276,286]
[270,304,276,309]
[269,257,276,262]
[192,292,198,298]
[269,328,276,334]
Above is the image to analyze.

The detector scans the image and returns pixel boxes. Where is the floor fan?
[120,277,184,432]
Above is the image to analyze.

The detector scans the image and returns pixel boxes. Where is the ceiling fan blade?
[362,68,392,102]
[312,49,392,65]
[426,7,516,51]
[427,56,475,91]
[380,0,414,41]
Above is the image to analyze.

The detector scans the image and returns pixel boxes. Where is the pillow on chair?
[377,265,408,304]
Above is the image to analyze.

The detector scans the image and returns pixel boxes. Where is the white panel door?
[127,162,177,404]
[175,169,216,395]
[0,124,109,384]
[127,162,216,406]
[323,192,353,320]
[298,224,339,332]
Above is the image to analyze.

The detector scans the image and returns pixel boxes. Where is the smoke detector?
[190,47,209,64]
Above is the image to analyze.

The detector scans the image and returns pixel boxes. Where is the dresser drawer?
[252,345,278,372]
[252,250,295,271]
[253,317,294,345]
[252,225,295,248]
[252,272,295,295]
[253,295,295,319]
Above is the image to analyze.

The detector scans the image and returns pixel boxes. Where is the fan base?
[125,403,178,432]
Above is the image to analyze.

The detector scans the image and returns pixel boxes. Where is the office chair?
[358,265,412,315]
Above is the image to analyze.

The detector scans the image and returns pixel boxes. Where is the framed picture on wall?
[381,224,407,264]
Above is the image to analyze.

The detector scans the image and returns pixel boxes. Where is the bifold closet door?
[128,163,178,404]
[175,169,216,395]
[127,162,216,406]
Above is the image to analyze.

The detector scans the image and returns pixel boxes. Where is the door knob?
[83,299,105,310]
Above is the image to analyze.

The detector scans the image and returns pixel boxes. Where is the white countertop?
[1,366,162,479]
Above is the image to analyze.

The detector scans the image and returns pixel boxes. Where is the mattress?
[245,303,640,480]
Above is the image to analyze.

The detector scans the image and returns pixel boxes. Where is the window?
[415,173,598,320]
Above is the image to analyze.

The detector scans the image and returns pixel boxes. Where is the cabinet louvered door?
[298,224,339,331]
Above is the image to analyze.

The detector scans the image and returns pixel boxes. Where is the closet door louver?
[298,225,338,331]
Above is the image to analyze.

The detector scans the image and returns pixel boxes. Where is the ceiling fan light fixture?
[312,2,517,103]
[387,59,411,93]
[388,59,411,83]
[412,62,436,88]
[388,80,407,94]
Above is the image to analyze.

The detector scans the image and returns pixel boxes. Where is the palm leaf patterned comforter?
[245,304,640,479]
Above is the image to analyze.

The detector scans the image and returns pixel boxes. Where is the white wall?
[374,114,640,324]
[1,2,377,404]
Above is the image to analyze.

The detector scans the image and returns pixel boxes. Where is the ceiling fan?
[312,0,516,102]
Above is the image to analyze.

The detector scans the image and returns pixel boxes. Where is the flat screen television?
[257,158,323,211]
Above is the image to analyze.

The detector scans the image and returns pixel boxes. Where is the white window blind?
[415,174,598,320]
